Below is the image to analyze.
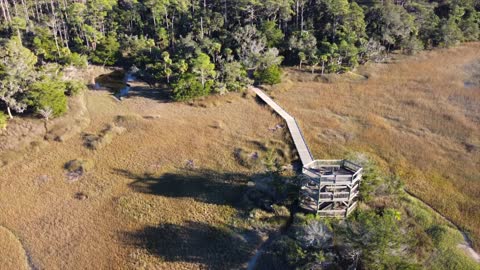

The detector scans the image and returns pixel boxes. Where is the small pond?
[94,70,136,99]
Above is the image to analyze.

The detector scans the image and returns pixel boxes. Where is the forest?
[0,0,479,125]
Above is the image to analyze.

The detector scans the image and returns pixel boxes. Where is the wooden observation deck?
[251,87,362,217]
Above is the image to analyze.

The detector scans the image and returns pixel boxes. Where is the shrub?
[83,124,126,150]
[427,225,479,270]
[255,65,282,85]
[65,159,95,173]
[172,73,213,101]
[341,208,404,268]
[222,61,252,92]
[234,147,262,169]
[65,80,87,96]
[0,111,7,129]
[64,52,88,68]
[27,78,67,117]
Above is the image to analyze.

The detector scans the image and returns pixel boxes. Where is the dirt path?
[405,190,480,263]
[246,233,280,270]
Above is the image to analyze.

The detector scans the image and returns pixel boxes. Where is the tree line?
[0,0,479,123]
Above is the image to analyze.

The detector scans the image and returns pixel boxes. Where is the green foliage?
[221,61,252,92]
[260,20,284,48]
[427,225,480,270]
[65,80,87,96]
[32,26,61,61]
[192,53,216,87]
[289,31,317,67]
[10,17,27,38]
[366,2,416,50]
[0,111,7,129]
[314,0,367,71]
[401,36,424,55]
[0,0,477,105]
[459,7,480,41]
[90,34,121,66]
[437,18,463,48]
[64,53,88,68]
[342,208,405,268]
[27,78,67,117]
[254,65,282,85]
[0,37,38,117]
[172,73,213,101]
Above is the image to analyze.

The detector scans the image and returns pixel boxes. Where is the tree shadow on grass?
[126,221,261,269]
[114,168,257,209]
[126,86,172,103]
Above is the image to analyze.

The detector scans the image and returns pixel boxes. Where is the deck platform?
[250,87,362,217]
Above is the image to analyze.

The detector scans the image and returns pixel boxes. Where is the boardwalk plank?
[250,87,314,165]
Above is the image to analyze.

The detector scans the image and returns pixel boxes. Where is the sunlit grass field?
[271,42,480,251]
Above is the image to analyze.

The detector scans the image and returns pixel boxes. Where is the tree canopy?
[0,0,478,111]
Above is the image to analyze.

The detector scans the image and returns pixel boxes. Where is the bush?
[427,225,480,270]
[64,52,88,68]
[254,65,282,85]
[172,73,213,101]
[65,158,95,173]
[83,124,126,150]
[27,78,67,117]
[65,80,87,96]
[0,111,7,129]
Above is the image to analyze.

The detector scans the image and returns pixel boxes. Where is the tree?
[172,73,213,101]
[90,33,120,66]
[254,65,282,85]
[220,61,252,92]
[161,51,173,82]
[192,53,216,88]
[176,59,189,75]
[233,25,267,70]
[0,0,476,106]
[0,37,37,119]
[437,18,463,48]
[365,2,416,52]
[298,51,306,69]
[27,78,67,117]
[289,31,317,68]
[340,208,404,268]
[33,26,70,62]
[307,52,320,74]
[260,20,285,48]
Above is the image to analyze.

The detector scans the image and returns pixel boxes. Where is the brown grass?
[0,81,287,268]
[270,42,480,250]
[0,226,29,270]
[0,44,478,268]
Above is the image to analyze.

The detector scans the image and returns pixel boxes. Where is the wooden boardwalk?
[250,87,314,166]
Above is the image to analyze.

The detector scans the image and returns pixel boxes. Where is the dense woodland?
[0,0,479,125]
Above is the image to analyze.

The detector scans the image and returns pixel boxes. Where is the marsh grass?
[0,44,478,269]
[272,43,480,250]
[0,226,29,270]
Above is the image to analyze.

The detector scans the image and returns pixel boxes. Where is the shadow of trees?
[115,168,254,209]
[126,85,172,102]
[126,221,262,269]
[116,168,299,268]
[92,70,172,102]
